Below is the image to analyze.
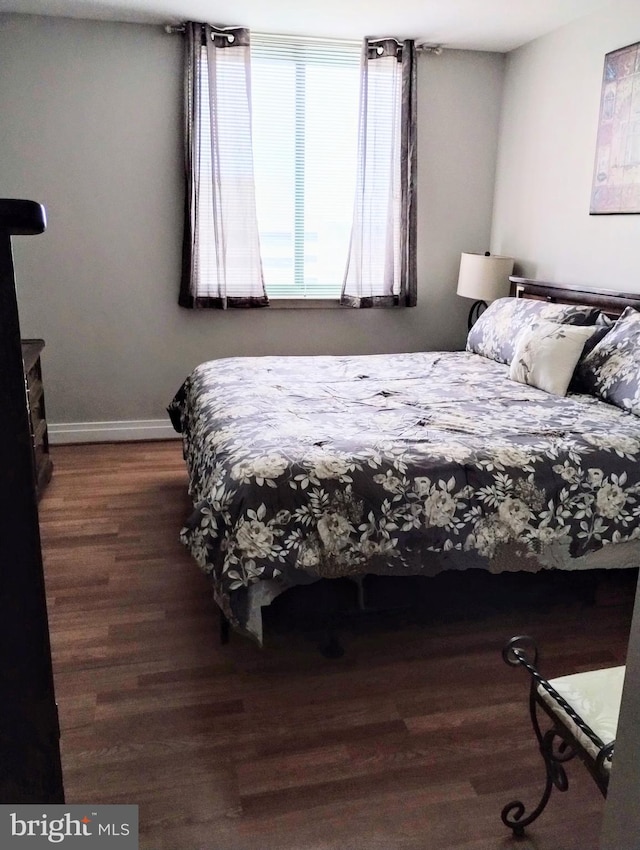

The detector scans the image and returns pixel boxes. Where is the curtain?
[341,38,417,308]
[180,22,268,309]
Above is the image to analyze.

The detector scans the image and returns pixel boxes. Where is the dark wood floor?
[38,441,636,850]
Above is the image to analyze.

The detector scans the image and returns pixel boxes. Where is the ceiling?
[0,0,612,52]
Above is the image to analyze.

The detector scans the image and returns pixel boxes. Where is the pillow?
[582,312,614,354]
[576,306,640,415]
[466,297,600,365]
[509,321,599,396]
[570,313,614,392]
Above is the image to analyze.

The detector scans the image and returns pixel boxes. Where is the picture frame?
[590,41,640,215]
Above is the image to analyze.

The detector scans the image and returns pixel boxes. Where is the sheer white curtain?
[341,38,417,307]
[180,22,268,308]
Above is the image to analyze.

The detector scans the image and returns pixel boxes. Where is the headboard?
[509,276,640,318]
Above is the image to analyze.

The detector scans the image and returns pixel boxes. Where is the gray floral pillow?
[576,306,640,414]
[466,297,600,365]
[570,313,614,393]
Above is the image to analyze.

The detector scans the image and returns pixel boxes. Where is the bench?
[501,635,624,837]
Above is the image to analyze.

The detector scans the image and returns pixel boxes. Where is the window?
[181,24,416,310]
[250,35,361,299]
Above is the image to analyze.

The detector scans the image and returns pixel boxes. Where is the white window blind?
[250,35,361,299]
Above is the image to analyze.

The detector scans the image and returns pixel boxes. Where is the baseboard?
[48,419,180,445]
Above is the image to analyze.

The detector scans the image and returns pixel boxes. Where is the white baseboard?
[48,419,181,445]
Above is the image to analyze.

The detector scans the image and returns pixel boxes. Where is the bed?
[169,279,640,643]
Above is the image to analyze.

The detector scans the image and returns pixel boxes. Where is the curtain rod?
[163,24,443,53]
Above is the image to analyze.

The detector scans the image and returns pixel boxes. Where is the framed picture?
[590,41,640,214]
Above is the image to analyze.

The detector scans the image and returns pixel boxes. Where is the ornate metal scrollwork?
[502,634,538,669]
[501,717,577,835]
[500,634,613,837]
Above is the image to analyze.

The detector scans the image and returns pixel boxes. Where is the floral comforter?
[169,350,640,641]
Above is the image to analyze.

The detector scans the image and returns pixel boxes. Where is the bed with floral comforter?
[168,349,640,642]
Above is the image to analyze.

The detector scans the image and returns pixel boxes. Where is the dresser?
[21,339,53,499]
[1,199,64,803]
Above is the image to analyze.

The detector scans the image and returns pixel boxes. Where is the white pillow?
[509,321,598,396]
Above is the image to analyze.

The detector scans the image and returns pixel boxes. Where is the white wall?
[491,0,640,288]
[0,13,504,432]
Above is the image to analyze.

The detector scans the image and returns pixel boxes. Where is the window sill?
[268,298,343,309]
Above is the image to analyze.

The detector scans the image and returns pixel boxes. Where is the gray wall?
[0,13,505,428]
[491,0,640,288]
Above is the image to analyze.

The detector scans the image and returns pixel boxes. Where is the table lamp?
[457,251,514,330]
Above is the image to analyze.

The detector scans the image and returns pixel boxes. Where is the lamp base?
[468,299,487,330]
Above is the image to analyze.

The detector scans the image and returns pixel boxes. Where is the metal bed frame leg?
[220,611,230,645]
[318,608,345,658]
[318,629,344,659]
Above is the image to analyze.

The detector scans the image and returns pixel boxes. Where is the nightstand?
[21,339,53,499]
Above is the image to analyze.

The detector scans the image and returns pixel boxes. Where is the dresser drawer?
[28,380,45,428]
[28,375,43,403]
[21,339,53,499]
[26,362,41,389]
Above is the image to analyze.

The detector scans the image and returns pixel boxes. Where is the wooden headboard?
[509,276,640,318]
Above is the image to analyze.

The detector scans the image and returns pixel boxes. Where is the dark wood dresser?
[1,199,64,802]
[21,338,53,499]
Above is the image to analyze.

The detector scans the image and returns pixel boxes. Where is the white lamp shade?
[457,252,514,301]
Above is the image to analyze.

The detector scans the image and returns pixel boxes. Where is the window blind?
[250,35,361,299]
